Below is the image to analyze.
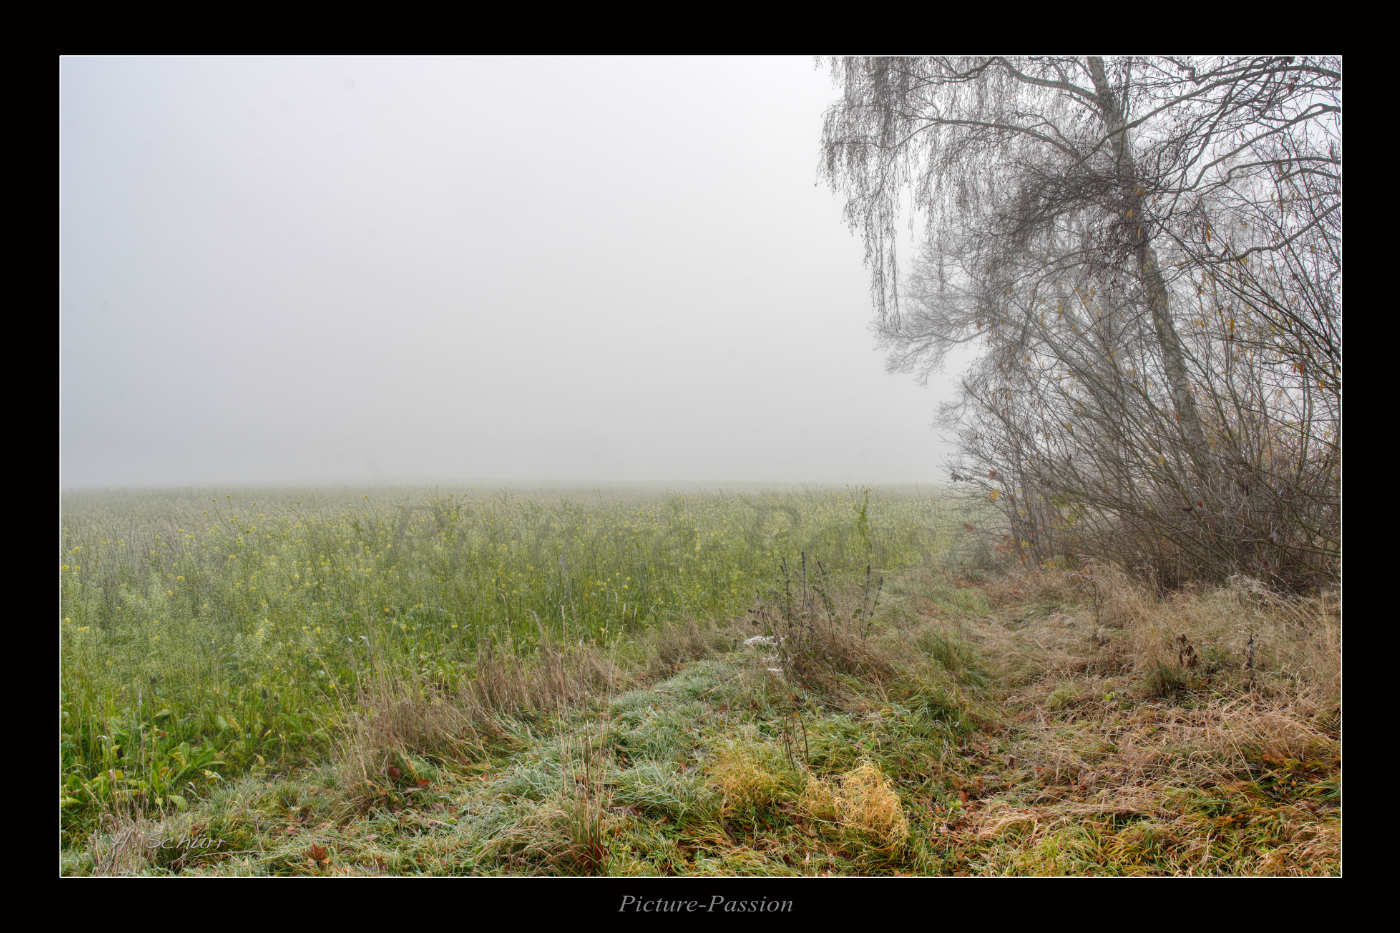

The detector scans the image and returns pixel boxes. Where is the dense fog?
[60,56,963,488]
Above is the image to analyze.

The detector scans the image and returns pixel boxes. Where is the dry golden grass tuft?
[799,760,909,854]
[707,737,788,819]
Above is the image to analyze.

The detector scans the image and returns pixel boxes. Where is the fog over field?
[60,56,962,489]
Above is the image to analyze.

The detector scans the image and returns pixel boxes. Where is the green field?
[60,485,969,846]
[60,485,1337,876]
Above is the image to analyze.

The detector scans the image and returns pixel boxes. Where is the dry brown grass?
[466,636,625,721]
[799,760,909,853]
[85,808,161,876]
[940,561,1340,875]
[981,563,1339,710]
[748,569,898,702]
[334,636,625,804]
[1118,573,1340,715]
[981,563,1093,612]
[644,617,734,678]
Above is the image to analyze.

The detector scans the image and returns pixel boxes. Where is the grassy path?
[64,566,1340,876]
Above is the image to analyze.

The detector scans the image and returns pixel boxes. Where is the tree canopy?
[821,56,1340,591]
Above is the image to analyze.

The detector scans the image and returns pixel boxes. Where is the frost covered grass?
[60,485,961,847]
[61,489,1336,876]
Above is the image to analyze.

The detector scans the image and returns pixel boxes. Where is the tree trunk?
[1087,57,1211,475]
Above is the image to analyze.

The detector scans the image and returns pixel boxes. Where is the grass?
[60,487,1338,875]
[60,485,969,846]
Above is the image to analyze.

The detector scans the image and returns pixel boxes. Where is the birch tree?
[821,56,1340,589]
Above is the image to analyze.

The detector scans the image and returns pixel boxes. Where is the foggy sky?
[60,56,964,488]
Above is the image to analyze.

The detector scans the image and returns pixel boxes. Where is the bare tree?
[821,56,1340,590]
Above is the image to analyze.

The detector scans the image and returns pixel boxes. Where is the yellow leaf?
[988,489,1001,502]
